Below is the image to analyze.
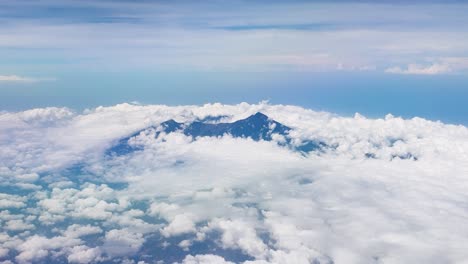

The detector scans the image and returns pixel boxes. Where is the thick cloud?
[1,103,468,263]
[180,254,235,264]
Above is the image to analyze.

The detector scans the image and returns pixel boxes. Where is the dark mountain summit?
[107,112,324,156]
[160,119,184,132]
[184,112,290,140]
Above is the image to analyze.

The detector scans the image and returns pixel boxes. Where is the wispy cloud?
[1,1,468,73]
[0,75,56,82]
[385,63,451,75]
[215,23,336,31]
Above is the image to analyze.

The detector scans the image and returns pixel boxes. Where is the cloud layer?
[385,63,452,75]
[1,1,468,74]
[1,102,468,263]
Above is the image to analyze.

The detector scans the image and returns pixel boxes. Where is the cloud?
[0,75,55,83]
[180,254,235,264]
[67,246,102,264]
[161,213,197,238]
[61,224,102,239]
[102,229,145,257]
[206,219,268,258]
[15,235,83,263]
[4,219,34,231]
[0,194,27,209]
[1,2,468,72]
[0,75,34,82]
[1,103,468,263]
[385,63,451,75]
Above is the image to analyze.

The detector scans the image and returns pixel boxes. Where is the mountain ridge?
[107,112,324,156]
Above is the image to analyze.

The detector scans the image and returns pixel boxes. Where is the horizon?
[1,0,468,125]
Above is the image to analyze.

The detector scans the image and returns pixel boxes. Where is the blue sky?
[1,0,468,124]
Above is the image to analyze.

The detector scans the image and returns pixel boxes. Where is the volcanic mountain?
[107,112,325,155]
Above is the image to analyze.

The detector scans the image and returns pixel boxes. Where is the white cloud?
[15,235,82,263]
[0,75,34,82]
[206,219,267,258]
[0,194,27,209]
[2,3,468,72]
[385,63,451,75]
[180,254,235,264]
[1,103,468,263]
[61,224,102,239]
[0,75,55,83]
[36,183,128,224]
[0,248,9,258]
[4,219,34,231]
[178,239,193,251]
[148,202,181,221]
[67,245,102,264]
[161,213,197,237]
[102,229,145,257]
[16,173,39,182]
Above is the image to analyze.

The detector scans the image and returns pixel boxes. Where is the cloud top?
[0,102,468,263]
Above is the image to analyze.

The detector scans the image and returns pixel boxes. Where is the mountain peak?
[161,119,181,127]
[249,112,269,120]
[108,112,326,156]
[160,119,183,132]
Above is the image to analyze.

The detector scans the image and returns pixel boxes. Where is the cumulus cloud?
[0,194,27,209]
[206,219,267,258]
[67,246,102,264]
[160,213,197,237]
[61,225,102,239]
[1,103,468,263]
[385,63,451,75]
[15,235,82,263]
[180,254,235,264]
[102,229,145,257]
[4,220,34,232]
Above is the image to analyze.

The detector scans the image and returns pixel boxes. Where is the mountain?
[107,112,325,156]
[107,119,183,155]
[184,112,290,140]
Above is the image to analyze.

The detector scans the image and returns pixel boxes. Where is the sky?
[1,0,468,124]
